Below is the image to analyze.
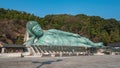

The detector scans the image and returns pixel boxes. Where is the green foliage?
[15,35,24,44]
[0,8,120,45]
[0,8,41,22]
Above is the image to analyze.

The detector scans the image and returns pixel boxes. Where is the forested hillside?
[0,8,120,45]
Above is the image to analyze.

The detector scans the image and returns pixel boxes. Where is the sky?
[0,0,120,20]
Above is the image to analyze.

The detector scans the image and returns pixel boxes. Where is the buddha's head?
[26,21,43,37]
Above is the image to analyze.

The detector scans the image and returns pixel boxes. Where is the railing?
[30,45,97,57]
[1,45,120,57]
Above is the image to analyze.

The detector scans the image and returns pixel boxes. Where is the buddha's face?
[27,21,43,37]
[32,24,43,37]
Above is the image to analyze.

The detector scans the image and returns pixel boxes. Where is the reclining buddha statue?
[24,21,103,47]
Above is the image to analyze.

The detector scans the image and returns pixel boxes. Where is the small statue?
[24,21,103,47]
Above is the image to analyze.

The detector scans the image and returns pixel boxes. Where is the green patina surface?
[24,21,103,47]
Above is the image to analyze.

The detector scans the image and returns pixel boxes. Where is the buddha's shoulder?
[44,29,62,34]
[47,29,58,31]
[45,29,61,32]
